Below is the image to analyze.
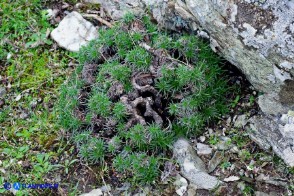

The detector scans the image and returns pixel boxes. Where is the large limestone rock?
[87,0,294,166]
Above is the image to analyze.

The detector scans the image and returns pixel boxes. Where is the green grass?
[0,0,78,195]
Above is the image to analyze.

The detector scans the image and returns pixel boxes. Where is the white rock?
[51,11,98,52]
[199,136,206,142]
[174,175,188,196]
[196,143,213,155]
[176,186,187,196]
[6,53,12,60]
[46,9,59,18]
[208,128,214,135]
[80,188,103,196]
[223,176,240,182]
[15,94,21,101]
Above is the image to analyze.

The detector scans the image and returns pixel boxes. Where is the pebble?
[0,87,6,98]
[15,94,21,101]
[199,136,206,142]
[196,143,213,155]
[174,174,188,196]
[223,176,240,182]
[208,128,214,135]
[80,189,103,196]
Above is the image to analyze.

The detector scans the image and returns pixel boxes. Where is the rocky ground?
[0,1,293,196]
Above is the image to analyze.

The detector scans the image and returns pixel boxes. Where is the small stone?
[196,143,213,155]
[173,174,188,187]
[62,3,70,9]
[0,167,5,175]
[7,52,12,60]
[208,128,213,135]
[75,3,86,9]
[230,145,239,153]
[0,87,6,98]
[197,30,210,39]
[46,9,59,19]
[223,176,240,182]
[20,112,29,119]
[199,136,206,142]
[15,94,21,101]
[80,188,103,196]
[226,117,232,126]
[176,186,187,196]
[239,169,245,176]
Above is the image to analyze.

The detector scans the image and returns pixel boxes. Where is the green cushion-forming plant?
[56,13,230,185]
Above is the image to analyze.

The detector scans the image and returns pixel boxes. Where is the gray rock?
[51,11,98,52]
[173,138,221,190]
[0,87,6,98]
[80,189,103,196]
[196,143,213,155]
[208,151,223,173]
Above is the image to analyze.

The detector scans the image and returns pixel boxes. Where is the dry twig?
[82,14,113,28]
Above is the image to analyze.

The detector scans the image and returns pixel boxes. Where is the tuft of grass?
[113,153,160,184]
[0,1,81,194]
[125,46,152,71]
[123,12,136,24]
[88,90,112,117]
